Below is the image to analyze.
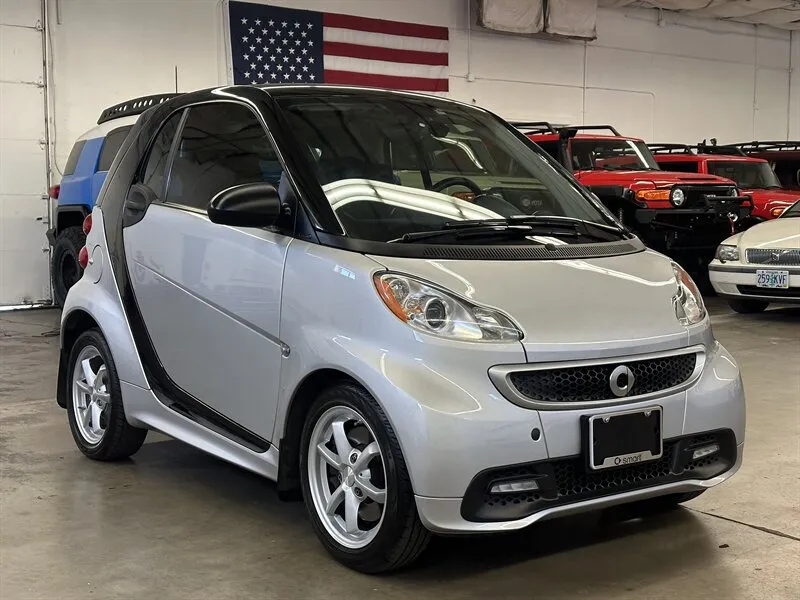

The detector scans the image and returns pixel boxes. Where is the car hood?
[738,218,800,249]
[744,188,800,203]
[369,249,692,362]
[578,170,734,188]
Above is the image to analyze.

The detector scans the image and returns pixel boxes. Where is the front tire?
[299,382,431,573]
[51,226,85,307]
[726,298,769,314]
[66,329,147,460]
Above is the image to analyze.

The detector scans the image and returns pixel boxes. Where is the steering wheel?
[431,176,483,196]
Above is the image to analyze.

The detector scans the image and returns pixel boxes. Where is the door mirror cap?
[207,182,281,228]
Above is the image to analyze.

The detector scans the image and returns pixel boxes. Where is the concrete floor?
[1,301,798,599]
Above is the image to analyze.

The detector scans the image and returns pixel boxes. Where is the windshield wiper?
[390,215,624,244]
[504,214,627,236]
[389,222,581,244]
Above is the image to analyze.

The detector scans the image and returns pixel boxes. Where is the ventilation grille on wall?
[477,0,598,40]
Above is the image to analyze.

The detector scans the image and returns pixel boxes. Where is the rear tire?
[299,382,431,573]
[51,226,85,307]
[66,329,147,460]
[726,298,769,314]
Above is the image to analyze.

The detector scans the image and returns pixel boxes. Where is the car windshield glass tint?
[276,95,617,244]
[570,139,659,171]
[781,200,800,217]
[707,161,782,189]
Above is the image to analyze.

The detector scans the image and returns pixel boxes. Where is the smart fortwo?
[56,85,745,573]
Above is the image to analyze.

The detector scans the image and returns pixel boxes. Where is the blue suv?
[47,94,177,305]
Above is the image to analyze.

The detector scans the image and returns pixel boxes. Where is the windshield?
[276,95,620,244]
[707,161,781,189]
[781,200,800,217]
[570,139,659,171]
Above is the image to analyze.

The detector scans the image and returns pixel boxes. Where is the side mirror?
[207,182,281,228]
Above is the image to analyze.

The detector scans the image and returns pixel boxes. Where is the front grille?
[746,248,800,266]
[679,185,737,208]
[737,285,800,298]
[461,430,736,523]
[508,352,697,404]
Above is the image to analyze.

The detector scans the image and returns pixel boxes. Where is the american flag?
[228,1,449,92]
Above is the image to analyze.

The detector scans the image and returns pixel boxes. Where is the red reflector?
[78,246,89,269]
[82,214,92,235]
[48,184,60,199]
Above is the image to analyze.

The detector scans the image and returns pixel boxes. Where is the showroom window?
[165,103,282,211]
[140,112,184,198]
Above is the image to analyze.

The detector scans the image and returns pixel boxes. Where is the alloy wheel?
[307,405,387,549]
[71,345,110,445]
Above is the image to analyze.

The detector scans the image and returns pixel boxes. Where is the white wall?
[46,0,798,175]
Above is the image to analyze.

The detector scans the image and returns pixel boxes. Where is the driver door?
[122,102,290,444]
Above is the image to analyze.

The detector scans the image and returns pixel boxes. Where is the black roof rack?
[509,121,558,134]
[648,143,695,155]
[97,93,182,125]
[692,139,747,157]
[734,141,800,153]
[565,124,621,136]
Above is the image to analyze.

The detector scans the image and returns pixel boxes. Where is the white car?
[710,200,800,312]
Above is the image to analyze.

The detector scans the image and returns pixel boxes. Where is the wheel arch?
[53,205,90,237]
[276,368,358,500]
[56,308,100,408]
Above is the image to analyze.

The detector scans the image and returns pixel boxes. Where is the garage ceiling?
[599,1,800,30]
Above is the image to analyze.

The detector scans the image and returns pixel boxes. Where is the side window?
[63,140,86,176]
[663,161,699,173]
[97,126,133,172]
[535,141,561,162]
[165,103,282,211]
[140,111,184,197]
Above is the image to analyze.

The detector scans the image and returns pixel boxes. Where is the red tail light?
[48,184,60,199]
[78,246,89,269]
[82,214,92,235]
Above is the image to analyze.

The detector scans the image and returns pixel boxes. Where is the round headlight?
[423,297,448,330]
[671,188,686,207]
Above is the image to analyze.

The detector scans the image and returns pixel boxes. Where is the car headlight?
[716,244,739,262]
[670,188,686,207]
[374,273,522,342]
[672,263,706,325]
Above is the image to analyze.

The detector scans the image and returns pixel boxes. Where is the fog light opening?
[692,443,720,461]
[490,478,540,494]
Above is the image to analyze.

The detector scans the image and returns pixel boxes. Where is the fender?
[47,205,90,246]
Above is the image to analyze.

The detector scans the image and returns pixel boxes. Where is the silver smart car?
[57,85,745,573]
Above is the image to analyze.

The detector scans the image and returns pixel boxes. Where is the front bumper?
[416,442,743,534]
[407,341,745,534]
[709,262,800,303]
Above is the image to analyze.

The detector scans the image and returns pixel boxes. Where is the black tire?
[51,226,86,307]
[299,382,431,573]
[726,298,769,314]
[66,329,147,460]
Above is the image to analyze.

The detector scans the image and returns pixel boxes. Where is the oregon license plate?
[756,269,789,289]
[588,407,662,470]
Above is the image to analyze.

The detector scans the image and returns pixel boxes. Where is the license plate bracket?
[586,407,663,471]
[755,269,789,289]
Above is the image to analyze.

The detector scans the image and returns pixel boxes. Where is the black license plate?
[588,407,662,470]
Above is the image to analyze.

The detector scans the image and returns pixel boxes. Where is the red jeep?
[513,123,752,269]
[734,141,800,191]
[648,142,799,222]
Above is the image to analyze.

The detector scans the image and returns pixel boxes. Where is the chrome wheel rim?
[71,345,110,446]
[307,406,387,549]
